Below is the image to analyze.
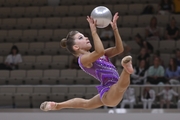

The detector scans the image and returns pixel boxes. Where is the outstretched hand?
[87,16,97,34]
[110,12,119,30]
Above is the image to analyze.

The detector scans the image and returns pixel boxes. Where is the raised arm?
[80,16,105,67]
[105,13,124,58]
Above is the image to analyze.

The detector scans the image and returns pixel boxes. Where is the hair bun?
[60,38,67,48]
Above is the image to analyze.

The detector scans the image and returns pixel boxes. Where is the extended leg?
[101,56,134,107]
[40,94,103,111]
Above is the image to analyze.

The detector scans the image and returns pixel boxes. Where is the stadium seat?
[37,29,53,42]
[61,17,76,28]
[0,7,11,18]
[0,30,8,42]
[159,40,175,53]
[32,0,48,6]
[68,5,84,16]
[46,17,61,29]
[28,42,44,55]
[9,70,26,85]
[22,29,38,42]
[31,17,46,29]
[39,6,54,17]
[122,15,138,27]
[1,18,16,29]
[118,27,132,40]
[128,4,143,15]
[16,18,31,29]
[113,4,128,15]
[11,7,25,17]
[19,56,35,70]
[6,30,23,42]
[41,69,60,84]
[137,15,153,27]
[75,16,89,28]
[0,93,14,108]
[0,71,10,85]
[0,43,13,56]
[34,55,52,69]
[33,85,51,94]
[25,70,43,84]
[44,42,60,55]
[54,6,69,17]
[14,93,31,108]
[25,6,40,17]
[53,29,68,41]
[18,0,33,6]
[51,55,69,69]
[59,69,77,84]
[31,93,48,108]
[16,85,34,93]
[14,42,29,55]
[76,70,92,84]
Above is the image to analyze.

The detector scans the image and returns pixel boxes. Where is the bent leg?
[101,56,133,107]
[40,94,103,111]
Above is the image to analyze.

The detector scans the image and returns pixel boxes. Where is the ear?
[73,45,79,51]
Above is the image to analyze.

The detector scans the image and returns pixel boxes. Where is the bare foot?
[40,101,57,111]
[121,55,134,74]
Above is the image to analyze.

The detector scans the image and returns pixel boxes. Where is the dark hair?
[10,45,19,54]
[168,57,177,71]
[60,31,79,55]
[160,0,172,5]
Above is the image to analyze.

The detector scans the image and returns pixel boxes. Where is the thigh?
[101,83,127,106]
[86,94,104,109]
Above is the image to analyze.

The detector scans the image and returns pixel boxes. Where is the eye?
[79,36,83,39]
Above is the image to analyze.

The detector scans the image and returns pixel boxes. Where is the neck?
[77,50,90,57]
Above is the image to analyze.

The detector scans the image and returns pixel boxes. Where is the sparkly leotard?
[78,55,120,99]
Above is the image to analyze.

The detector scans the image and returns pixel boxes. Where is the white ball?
[91,6,112,28]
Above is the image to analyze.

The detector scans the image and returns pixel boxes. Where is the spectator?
[147,57,166,85]
[141,84,156,109]
[175,49,180,66]
[70,57,80,69]
[165,58,180,84]
[157,84,178,108]
[178,99,180,109]
[100,25,113,41]
[145,17,160,41]
[131,60,148,85]
[164,17,179,40]
[137,47,150,65]
[120,87,136,109]
[0,45,22,70]
[134,33,154,54]
[158,0,174,15]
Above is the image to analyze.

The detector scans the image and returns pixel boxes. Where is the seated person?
[134,33,154,54]
[100,25,113,41]
[141,84,155,109]
[164,17,179,40]
[137,47,150,65]
[158,0,174,15]
[0,45,22,70]
[145,17,160,41]
[174,49,180,66]
[157,84,178,108]
[165,58,180,84]
[120,87,136,109]
[147,57,166,85]
[131,60,148,85]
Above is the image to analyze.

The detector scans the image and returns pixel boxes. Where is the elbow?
[117,47,124,54]
[99,50,105,56]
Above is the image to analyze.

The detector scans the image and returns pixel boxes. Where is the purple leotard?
[78,55,120,99]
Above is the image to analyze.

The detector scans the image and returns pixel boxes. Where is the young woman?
[40,13,134,111]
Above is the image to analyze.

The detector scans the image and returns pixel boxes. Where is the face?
[154,57,160,66]
[169,58,174,66]
[73,32,92,52]
[12,49,17,54]
[140,60,146,68]
[140,48,146,55]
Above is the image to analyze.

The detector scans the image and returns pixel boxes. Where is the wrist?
[91,31,97,35]
[113,27,118,31]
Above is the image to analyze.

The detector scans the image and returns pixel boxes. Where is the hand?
[87,16,97,34]
[110,12,119,31]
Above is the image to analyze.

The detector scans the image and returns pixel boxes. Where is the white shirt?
[141,89,155,101]
[158,89,178,100]
[123,87,136,101]
[5,54,22,64]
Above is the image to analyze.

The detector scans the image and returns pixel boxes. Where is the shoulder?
[6,54,12,58]
[159,65,164,69]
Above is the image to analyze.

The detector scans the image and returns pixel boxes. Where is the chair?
[128,4,143,15]
[25,70,43,84]
[31,17,46,29]
[51,85,69,94]
[68,5,83,16]
[46,17,61,29]
[37,29,53,42]
[14,42,29,55]
[28,42,44,55]
[61,17,76,28]
[0,56,3,63]
[51,55,69,69]
[76,70,92,84]
[86,85,98,94]
[137,15,153,27]
[126,41,140,54]
[6,30,23,42]
[0,85,16,93]
[9,70,26,85]
[39,6,54,17]
[69,85,86,94]
[14,93,31,108]
[16,18,31,29]
[31,93,48,108]
[16,85,33,94]
[0,7,11,18]
[156,15,169,27]
[122,15,138,27]
[113,4,128,15]
[54,6,69,17]
[49,93,66,102]
[34,55,52,69]
[0,71,9,85]
[42,69,60,84]
[0,30,8,42]
[11,7,25,17]
[18,56,35,70]
[147,40,159,52]
[18,0,33,6]
[170,14,180,26]
[53,29,68,41]
[161,53,171,67]
[1,18,16,29]
[0,43,13,56]
[32,0,48,6]
[44,42,60,55]
[83,5,97,16]
[159,40,175,53]
[25,6,40,17]
[132,27,145,39]
[59,69,77,84]
[75,16,89,28]
[33,85,51,94]
[118,27,132,40]
[0,93,14,108]
[22,29,38,42]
